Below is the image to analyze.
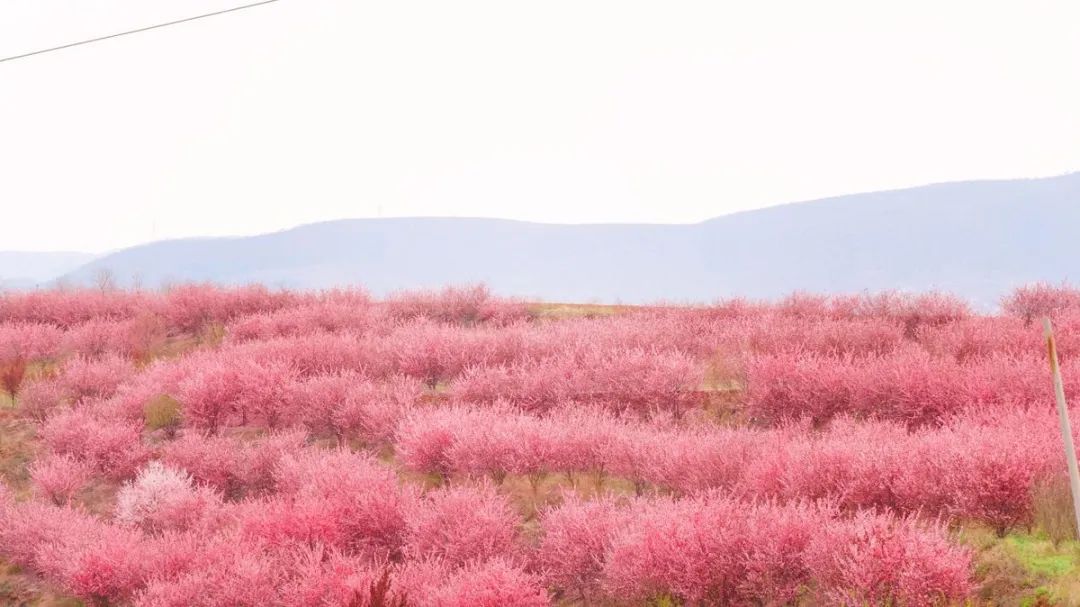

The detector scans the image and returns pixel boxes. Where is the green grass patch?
[1005,533,1079,578]
[961,526,1080,605]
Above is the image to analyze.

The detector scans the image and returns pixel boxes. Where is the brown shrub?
[0,357,27,401]
[144,394,183,438]
[1033,476,1079,546]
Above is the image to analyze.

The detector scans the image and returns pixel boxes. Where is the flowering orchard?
[0,283,1078,605]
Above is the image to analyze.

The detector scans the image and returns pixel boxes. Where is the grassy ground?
[961,527,1080,606]
[528,302,634,319]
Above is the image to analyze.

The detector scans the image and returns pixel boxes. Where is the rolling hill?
[57,173,1080,305]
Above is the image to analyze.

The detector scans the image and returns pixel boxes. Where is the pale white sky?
[1,0,1078,253]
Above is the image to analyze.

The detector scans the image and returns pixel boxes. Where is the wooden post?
[1044,317,1080,536]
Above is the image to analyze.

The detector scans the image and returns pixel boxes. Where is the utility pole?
[1044,317,1080,536]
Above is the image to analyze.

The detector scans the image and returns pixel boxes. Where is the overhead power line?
[0,0,281,65]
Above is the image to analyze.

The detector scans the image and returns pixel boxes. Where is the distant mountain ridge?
[51,173,1080,305]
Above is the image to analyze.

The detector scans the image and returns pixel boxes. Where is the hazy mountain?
[0,251,98,289]
[61,173,1080,305]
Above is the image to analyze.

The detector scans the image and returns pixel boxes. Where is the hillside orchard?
[1,283,1080,605]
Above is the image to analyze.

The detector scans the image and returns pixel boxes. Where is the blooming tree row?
[1,452,972,607]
